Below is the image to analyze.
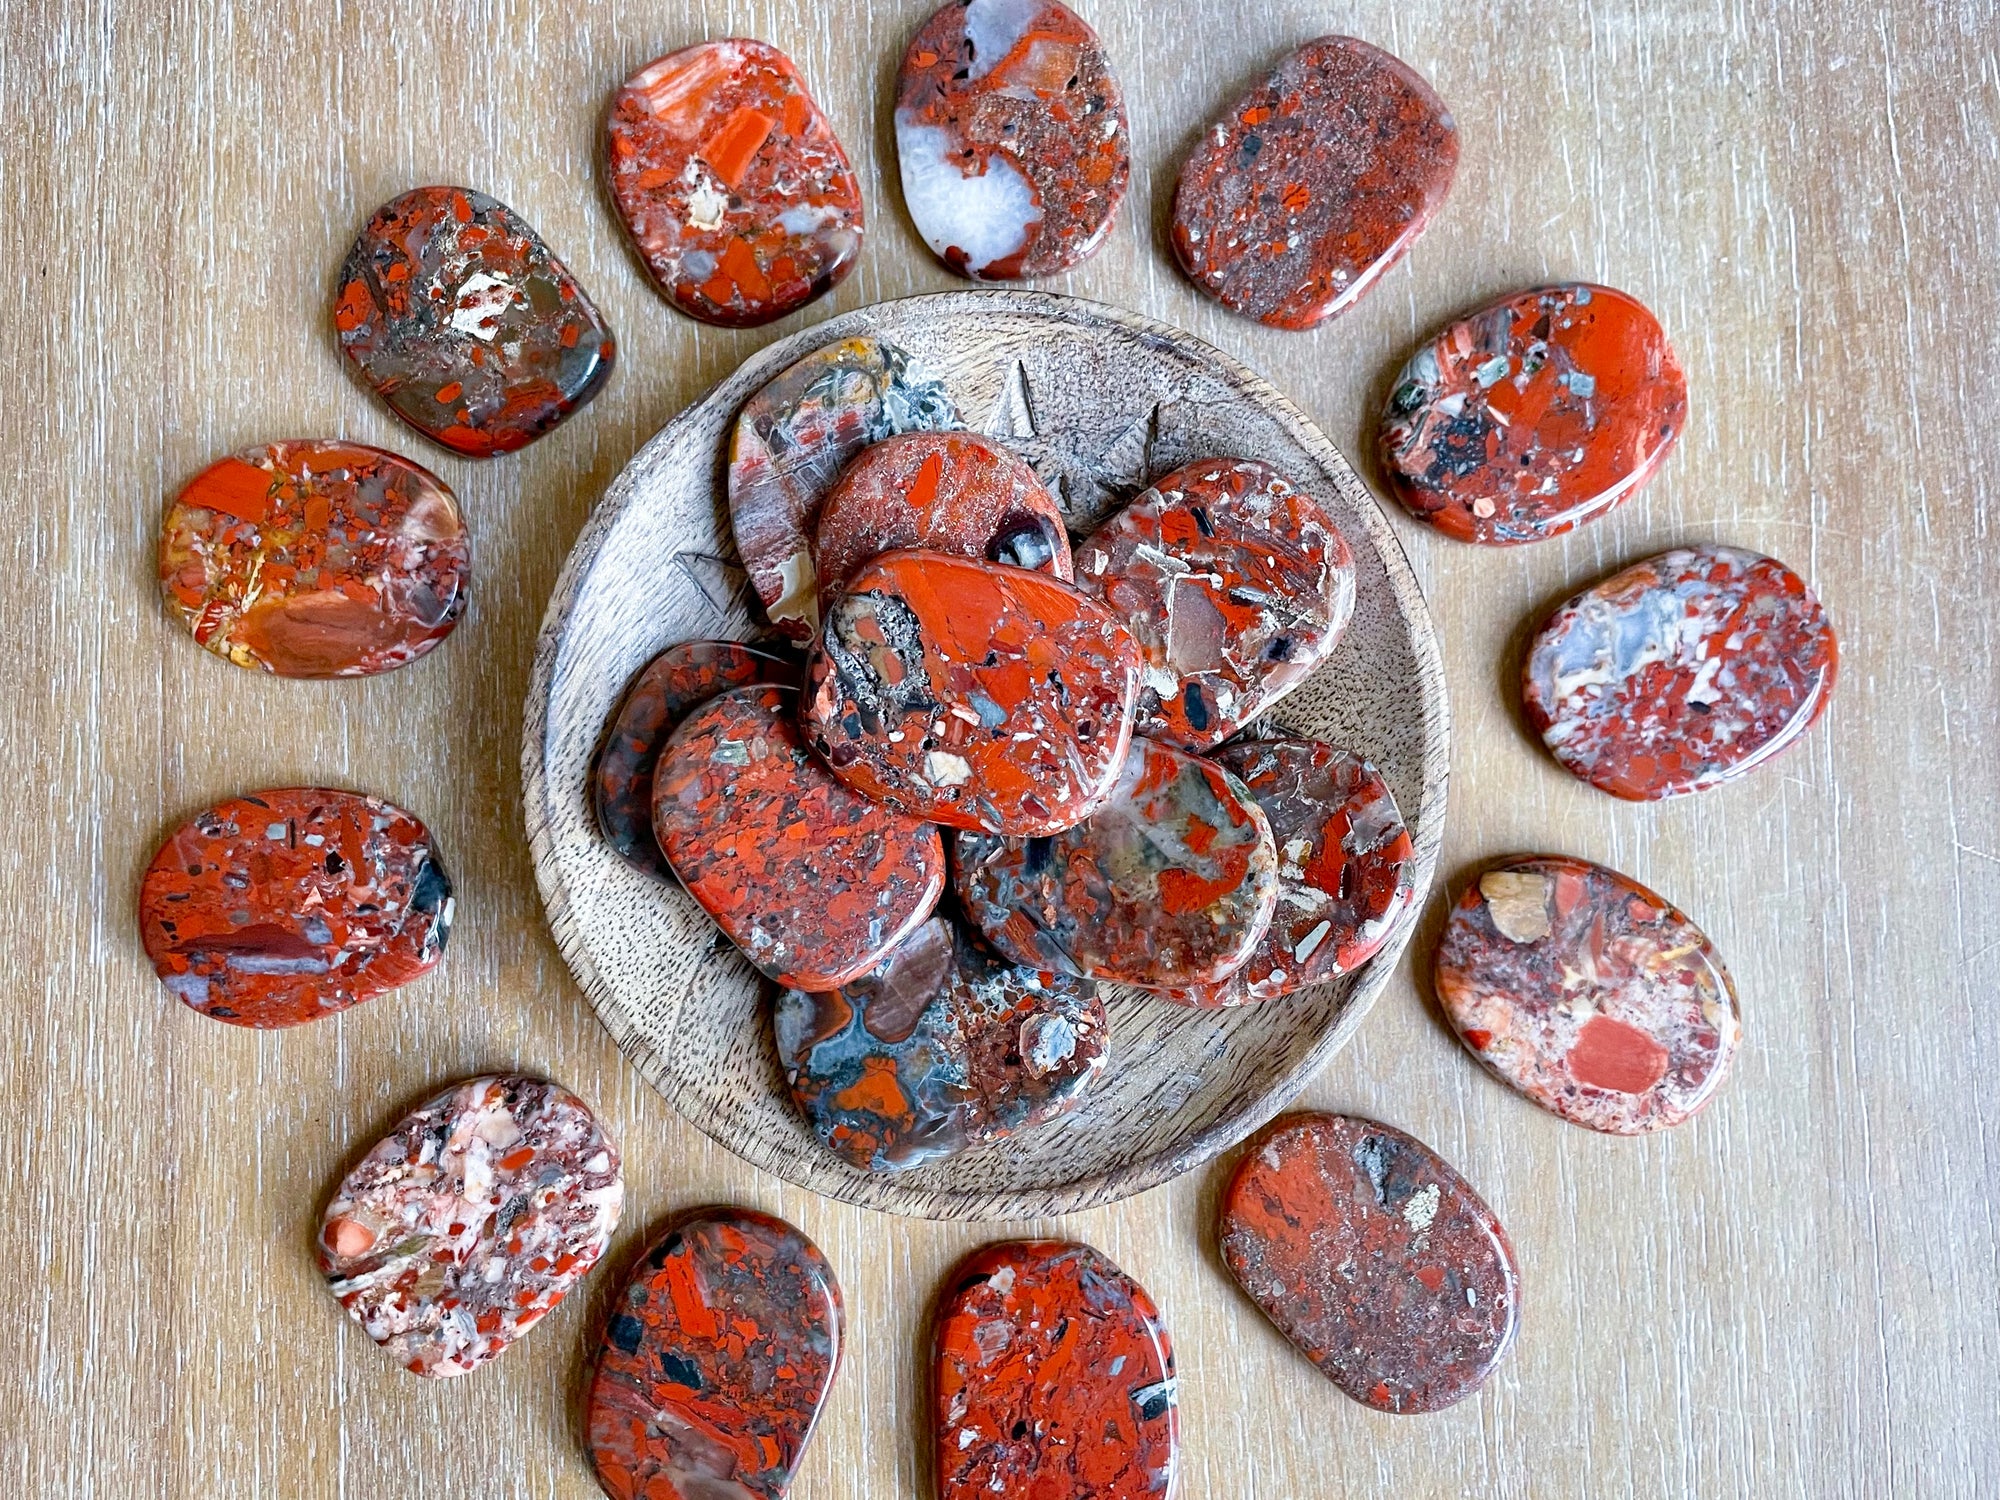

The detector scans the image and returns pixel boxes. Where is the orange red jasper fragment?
[335,186,615,456]
[1171,36,1459,329]
[160,441,468,678]
[607,39,863,327]
[587,1208,841,1500]
[319,1075,623,1378]
[934,1240,1178,1499]
[1220,1113,1518,1413]
[651,684,944,990]
[139,788,451,1027]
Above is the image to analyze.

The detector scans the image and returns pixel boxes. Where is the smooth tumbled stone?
[1434,856,1740,1133]
[606,39,863,328]
[593,640,798,878]
[335,186,615,456]
[140,788,451,1027]
[1523,544,1837,800]
[1172,36,1458,329]
[895,0,1131,281]
[653,685,944,990]
[775,916,1107,1173]
[814,432,1073,598]
[1168,738,1415,1008]
[1380,284,1689,545]
[954,736,1278,987]
[1074,458,1354,752]
[729,337,961,640]
[587,1208,841,1500]
[1221,1112,1518,1413]
[803,552,1141,836]
[934,1240,1178,1499]
[160,440,467,678]
[320,1075,623,1379]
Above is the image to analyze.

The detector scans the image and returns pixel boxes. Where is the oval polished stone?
[160,440,468,678]
[587,1208,841,1500]
[895,0,1131,281]
[729,337,961,640]
[814,432,1073,598]
[1221,1112,1519,1413]
[1523,544,1838,799]
[803,552,1141,836]
[140,788,452,1028]
[1381,284,1689,545]
[954,736,1279,987]
[606,39,864,327]
[775,916,1107,1173]
[1073,458,1355,752]
[1168,739,1416,1008]
[1172,36,1459,329]
[652,685,945,990]
[1434,857,1741,1133]
[934,1240,1178,1500]
[335,186,615,456]
[319,1075,624,1379]
[593,640,798,878]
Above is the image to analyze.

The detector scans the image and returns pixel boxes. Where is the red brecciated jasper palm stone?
[1524,544,1837,799]
[607,39,863,327]
[1434,857,1741,1134]
[1074,458,1355,752]
[1380,284,1689,545]
[335,186,615,456]
[1172,36,1459,329]
[1221,1113,1519,1414]
[160,441,468,678]
[814,432,1073,598]
[593,640,798,878]
[1168,739,1416,1008]
[320,1075,624,1379]
[652,685,944,990]
[954,737,1278,987]
[803,552,1141,836]
[140,788,451,1027]
[934,1240,1178,1499]
[774,916,1107,1173]
[894,0,1131,281]
[587,1208,842,1500]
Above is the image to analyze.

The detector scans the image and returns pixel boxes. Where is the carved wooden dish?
[524,290,1448,1220]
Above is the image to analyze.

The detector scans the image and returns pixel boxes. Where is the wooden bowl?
[523,290,1448,1220]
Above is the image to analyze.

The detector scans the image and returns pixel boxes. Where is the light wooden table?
[5,1,1995,1495]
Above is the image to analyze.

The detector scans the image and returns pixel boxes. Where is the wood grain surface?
[3,0,1995,1495]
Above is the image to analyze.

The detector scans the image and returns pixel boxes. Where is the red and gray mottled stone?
[1523,544,1837,800]
[1221,1113,1518,1413]
[1168,738,1415,1008]
[587,1208,842,1500]
[934,1240,1178,1499]
[1171,36,1459,329]
[728,337,960,640]
[606,39,864,328]
[895,0,1131,281]
[319,1075,623,1378]
[159,441,468,678]
[1380,284,1689,545]
[335,186,615,456]
[652,685,944,990]
[954,736,1278,987]
[803,552,1141,836]
[1073,458,1354,752]
[1434,856,1740,1133]
[139,788,451,1027]
[775,916,1107,1174]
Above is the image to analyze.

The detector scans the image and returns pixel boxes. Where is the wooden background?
[3,0,1995,1494]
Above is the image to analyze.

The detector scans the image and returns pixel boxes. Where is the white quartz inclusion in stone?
[895,112,1042,278]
